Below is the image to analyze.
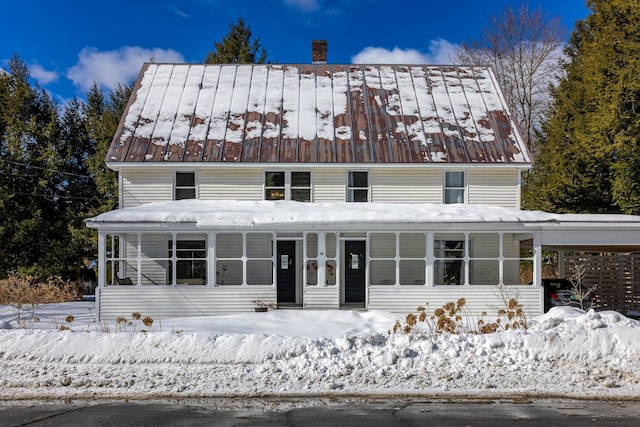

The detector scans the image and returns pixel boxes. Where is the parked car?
[541,278,594,312]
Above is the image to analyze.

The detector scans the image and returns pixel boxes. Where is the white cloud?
[351,39,460,64]
[283,0,319,12]
[67,46,185,92]
[167,4,189,18]
[30,64,59,85]
[425,39,460,64]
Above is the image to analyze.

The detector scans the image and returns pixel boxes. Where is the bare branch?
[454,3,566,153]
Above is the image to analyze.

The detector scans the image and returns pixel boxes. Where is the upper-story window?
[265,171,311,202]
[444,171,465,204]
[175,171,196,200]
[347,171,369,202]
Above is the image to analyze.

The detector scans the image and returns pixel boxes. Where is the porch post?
[533,231,542,286]
[171,232,177,286]
[136,232,142,286]
[318,232,326,287]
[557,250,565,278]
[97,231,106,287]
[426,231,434,287]
[207,231,216,286]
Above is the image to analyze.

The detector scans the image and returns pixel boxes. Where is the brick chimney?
[312,40,327,64]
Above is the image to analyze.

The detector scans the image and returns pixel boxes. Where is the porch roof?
[86,200,640,233]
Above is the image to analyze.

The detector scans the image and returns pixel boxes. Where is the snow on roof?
[86,200,640,229]
[107,63,531,165]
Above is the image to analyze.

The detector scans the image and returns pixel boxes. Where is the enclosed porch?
[87,200,640,321]
[94,226,543,321]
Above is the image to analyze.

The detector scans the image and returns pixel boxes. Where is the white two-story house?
[87,44,640,321]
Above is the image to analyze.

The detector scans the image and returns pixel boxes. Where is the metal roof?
[106,63,531,164]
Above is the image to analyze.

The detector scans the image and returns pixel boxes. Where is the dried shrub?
[477,298,528,333]
[142,316,153,328]
[0,276,76,326]
[114,313,155,333]
[390,296,528,336]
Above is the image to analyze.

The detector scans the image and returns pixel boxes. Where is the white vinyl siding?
[199,169,263,200]
[121,169,172,208]
[371,169,441,203]
[120,166,520,206]
[97,286,277,320]
[97,284,542,320]
[312,169,345,201]
[468,168,519,207]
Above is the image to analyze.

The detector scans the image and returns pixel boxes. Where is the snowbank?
[0,303,639,400]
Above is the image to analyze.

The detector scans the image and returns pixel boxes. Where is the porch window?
[469,233,499,285]
[265,171,311,201]
[444,171,465,204]
[347,171,368,202]
[370,233,396,285]
[216,232,274,286]
[399,233,426,285]
[434,234,465,285]
[503,233,534,285]
[175,171,196,200]
[306,233,318,286]
[215,233,243,285]
[433,232,535,286]
[326,233,337,286]
[168,240,206,285]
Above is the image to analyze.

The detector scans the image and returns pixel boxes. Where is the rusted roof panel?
[108,63,531,164]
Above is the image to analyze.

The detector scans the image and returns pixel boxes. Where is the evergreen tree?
[0,55,131,279]
[0,55,69,277]
[85,82,130,208]
[205,18,268,64]
[523,0,640,214]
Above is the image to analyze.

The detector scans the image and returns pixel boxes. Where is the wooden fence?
[561,253,640,314]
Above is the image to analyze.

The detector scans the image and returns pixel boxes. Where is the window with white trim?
[175,171,196,200]
[444,171,465,204]
[347,171,369,202]
[168,240,206,285]
[265,171,311,202]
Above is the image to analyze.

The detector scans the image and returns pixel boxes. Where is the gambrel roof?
[106,63,531,164]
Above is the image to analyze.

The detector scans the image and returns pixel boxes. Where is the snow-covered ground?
[1,302,639,400]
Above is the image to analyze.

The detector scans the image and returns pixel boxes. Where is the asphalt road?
[2,398,640,426]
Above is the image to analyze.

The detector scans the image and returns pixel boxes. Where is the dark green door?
[277,241,296,303]
[345,240,366,303]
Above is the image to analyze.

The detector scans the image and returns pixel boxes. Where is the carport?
[538,218,640,315]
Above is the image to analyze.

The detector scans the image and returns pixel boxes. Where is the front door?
[277,241,296,303]
[345,240,366,304]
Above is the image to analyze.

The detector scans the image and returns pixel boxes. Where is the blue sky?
[1,0,590,104]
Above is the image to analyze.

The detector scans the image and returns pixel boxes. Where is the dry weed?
[0,276,76,326]
[390,296,528,336]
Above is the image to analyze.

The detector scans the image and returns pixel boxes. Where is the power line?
[8,191,104,202]
[0,158,93,179]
